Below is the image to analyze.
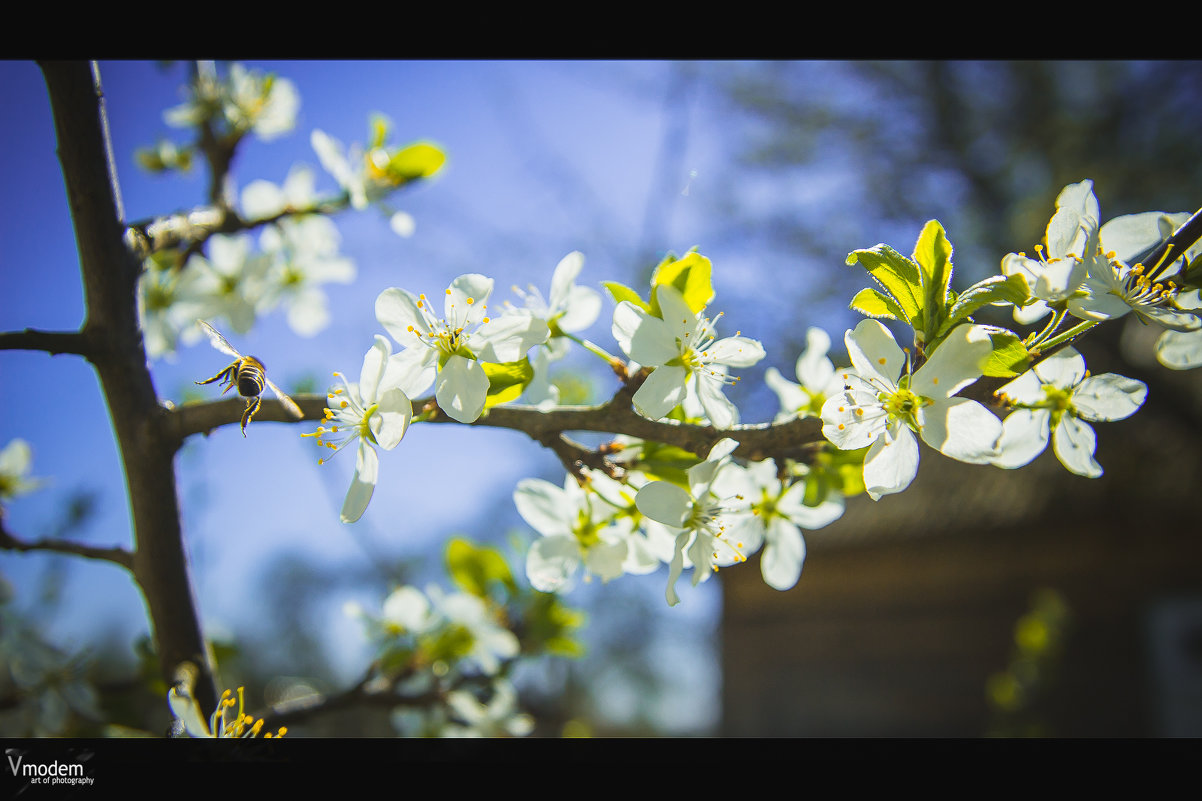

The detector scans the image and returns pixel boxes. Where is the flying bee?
[195,320,303,437]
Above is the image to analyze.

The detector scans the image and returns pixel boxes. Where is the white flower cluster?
[519,440,845,606]
[138,170,355,359]
[164,61,299,143]
[345,584,531,738]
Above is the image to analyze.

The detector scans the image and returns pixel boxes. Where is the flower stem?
[1024,308,1068,350]
[561,332,624,366]
[1035,319,1099,353]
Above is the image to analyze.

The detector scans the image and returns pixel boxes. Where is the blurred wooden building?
[721,328,1202,737]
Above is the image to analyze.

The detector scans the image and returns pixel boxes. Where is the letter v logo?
[6,754,22,775]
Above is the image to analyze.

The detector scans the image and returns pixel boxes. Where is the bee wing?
[197,319,242,359]
[265,377,304,419]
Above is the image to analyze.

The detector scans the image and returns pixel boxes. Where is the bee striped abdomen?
[236,357,266,398]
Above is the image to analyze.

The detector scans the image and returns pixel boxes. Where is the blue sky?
[1,60,756,732]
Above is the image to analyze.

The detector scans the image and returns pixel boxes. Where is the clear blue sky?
[1,60,759,732]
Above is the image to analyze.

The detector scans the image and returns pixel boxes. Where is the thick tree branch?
[167,388,827,472]
[39,60,218,717]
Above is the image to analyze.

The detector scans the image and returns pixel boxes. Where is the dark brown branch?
[0,327,92,357]
[0,516,133,571]
[40,60,218,717]
[168,389,828,470]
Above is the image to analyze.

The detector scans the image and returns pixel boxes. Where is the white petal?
[795,327,835,389]
[911,324,992,399]
[1052,415,1102,478]
[765,366,807,418]
[632,365,689,420]
[548,251,585,309]
[777,482,844,530]
[446,274,494,327]
[376,287,431,344]
[359,336,393,403]
[513,478,573,539]
[664,531,690,606]
[761,518,805,591]
[654,284,699,343]
[693,371,738,430]
[991,408,1050,469]
[615,303,680,366]
[526,536,581,593]
[1072,374,1146,422]
[1032,347,1086,387]
[435,356,490,424]
[383,347,437,399]
[557,285,602,333]
[369,388,412,450]
[862,425,919,500]
[381,586,431,632]
[1155,328,1202,370]
[919,397,1001,464]
[475,313,549,363]
[707,336,766,368]
[583,540,629,583]
[389,211,416,238]
[635,481,693,528]
[845,320,904,388]
[821,391,886,451]
[340,443,379,523]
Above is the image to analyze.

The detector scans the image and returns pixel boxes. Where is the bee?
[195,320,303,437]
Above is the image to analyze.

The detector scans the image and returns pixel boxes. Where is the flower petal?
[526,535,581,593]
[340,443,379,523]
[513,478,573,539]
[1072,373,1146,422]
[632,365,689,420]
[635,480,693,528]
[919,397,1001,464]
[991,408,1050,469]
[369,388,412,450]
[911,324,992,399]
[1052,414,1102,477]
[761,517,805,591]
[845,319,904,388]
[862,425,919,500]
[375,287,430,344]
[435,355,490,424]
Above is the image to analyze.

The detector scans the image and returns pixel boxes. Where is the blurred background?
[2,60,1202,737]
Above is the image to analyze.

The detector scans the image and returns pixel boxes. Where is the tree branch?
[0,327,92,357]
[40,60,218,717]
[0,515,133,571]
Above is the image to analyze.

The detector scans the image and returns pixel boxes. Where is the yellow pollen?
[838,406,845,412]
[878,357,886,365]
[340,400,348,408]
[483,316,490,323]
[467,297,475,304]
[932,377,939,385]
[855,408,863,416]
[445,288,452,295]
[838,423,845,430]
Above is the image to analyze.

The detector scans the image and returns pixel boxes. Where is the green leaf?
[979,327,1031,378]
[911,220,955,338]
[446,537,516,598]
[650,250,714,315]
[940,273,1030,336]
[845,244,924,328]
[602,280,649,312]
[387,141,447,182]
[849,287,904,321]
[635,440,703,487]
[482,358,534,408]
